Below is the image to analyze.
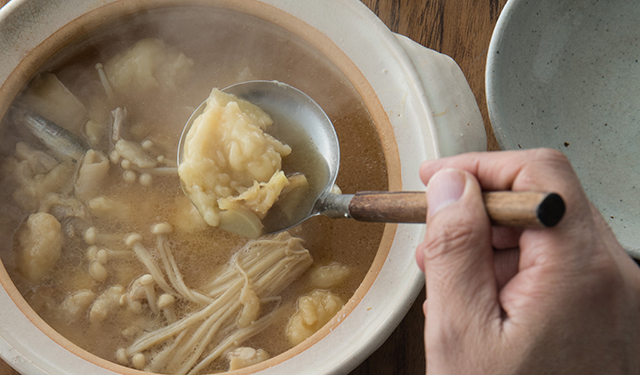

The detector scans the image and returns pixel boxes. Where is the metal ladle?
[178,80,565,236]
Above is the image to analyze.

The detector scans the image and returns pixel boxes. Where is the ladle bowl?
[178,80,566,236]
[177,80,340,235]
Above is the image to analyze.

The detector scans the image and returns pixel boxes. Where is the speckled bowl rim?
[485,0,521,151]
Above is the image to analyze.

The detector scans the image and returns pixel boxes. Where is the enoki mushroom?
[122,229,312,375]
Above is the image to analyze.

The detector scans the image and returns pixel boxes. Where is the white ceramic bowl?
[0,0,486,374]
[487,0,640,257]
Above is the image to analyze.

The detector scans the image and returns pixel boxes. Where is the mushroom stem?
[95,63,114,99]
[152,223,211,304]
[111,107,126,144]
[84,227,126,246]
[125,233,173,294]
[140,274,158,314]
[158,294,177,323]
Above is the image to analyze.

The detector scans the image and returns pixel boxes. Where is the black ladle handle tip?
[536,192,566,227]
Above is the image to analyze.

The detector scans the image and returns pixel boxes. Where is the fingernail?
[426,169,466,217]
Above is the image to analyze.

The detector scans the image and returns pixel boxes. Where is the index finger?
[420,149,578,193]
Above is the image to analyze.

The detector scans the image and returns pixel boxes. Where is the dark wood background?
[0,0,507,374]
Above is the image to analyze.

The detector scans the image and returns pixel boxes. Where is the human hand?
[415,149,640,375]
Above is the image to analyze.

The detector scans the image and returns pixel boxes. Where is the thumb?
[420,168,500,327]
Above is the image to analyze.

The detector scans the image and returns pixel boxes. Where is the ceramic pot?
[0,1,486,374]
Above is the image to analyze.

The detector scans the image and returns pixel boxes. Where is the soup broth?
[0,5,388,374]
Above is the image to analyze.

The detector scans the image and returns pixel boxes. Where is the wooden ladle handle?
[348,191,565,228]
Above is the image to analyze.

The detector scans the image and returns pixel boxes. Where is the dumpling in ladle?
[178,88,305,238]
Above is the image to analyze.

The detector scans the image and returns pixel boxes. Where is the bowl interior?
[487,0,640,256]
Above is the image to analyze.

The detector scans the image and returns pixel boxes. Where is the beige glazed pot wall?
[0,0,486,374]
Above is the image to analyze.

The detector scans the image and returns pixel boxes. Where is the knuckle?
[422,215,484,263]
[533,147,569,164]
[522,148,581,201]
[532,148,574,174]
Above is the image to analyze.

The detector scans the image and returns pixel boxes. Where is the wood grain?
[349,191,564,228]
[0,361,18,375]
[349,191,428,222]
[482,191,565,228]
[362,0,507,152]
[0,0,507,374]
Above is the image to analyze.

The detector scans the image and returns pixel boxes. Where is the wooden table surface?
[0,0,506,374]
